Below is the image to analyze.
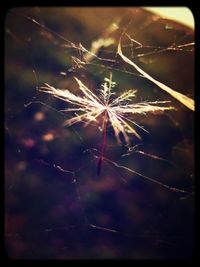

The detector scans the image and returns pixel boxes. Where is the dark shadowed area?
[5,7,194,259]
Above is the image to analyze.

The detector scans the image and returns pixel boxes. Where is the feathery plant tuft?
[40,73,174,144]
[40,73,174,174]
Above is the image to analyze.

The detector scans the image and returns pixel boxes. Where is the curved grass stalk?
[117,38,195,111]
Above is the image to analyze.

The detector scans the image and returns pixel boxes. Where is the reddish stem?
[97,110,108,176]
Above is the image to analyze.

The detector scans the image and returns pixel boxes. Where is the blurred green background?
[5,7,194,259]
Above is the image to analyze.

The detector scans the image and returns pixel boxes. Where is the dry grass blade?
[117,39,195,111]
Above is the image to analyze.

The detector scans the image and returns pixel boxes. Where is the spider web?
[5,7,194,259]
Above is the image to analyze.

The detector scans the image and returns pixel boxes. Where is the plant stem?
[97,110,108,176]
